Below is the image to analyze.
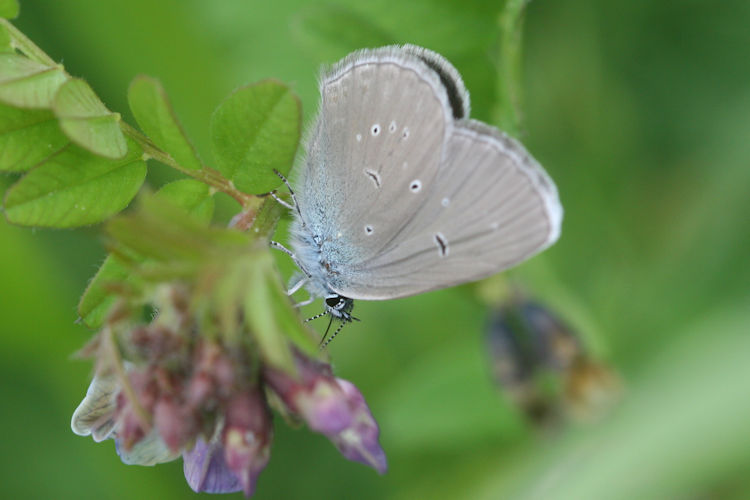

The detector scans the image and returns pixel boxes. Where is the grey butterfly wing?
[398,44,471,119]
[295,47,454,268]
[333,119,563,300]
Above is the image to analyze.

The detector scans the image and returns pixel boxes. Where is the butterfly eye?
[326,296,341,308]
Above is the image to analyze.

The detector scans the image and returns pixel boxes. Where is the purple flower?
[327,378,387,474]
[183,436,242,494]
[72,336,385,496]
[264,352,387,474]
[221,387,272,496]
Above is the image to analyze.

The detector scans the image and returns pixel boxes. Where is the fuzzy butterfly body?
[281,45,562,336]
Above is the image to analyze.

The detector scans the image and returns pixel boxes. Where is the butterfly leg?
[286,275,308,296]
[272,169,305,225]
[293,294,315,308]
[270,191,295,210]
[270,241,311,278]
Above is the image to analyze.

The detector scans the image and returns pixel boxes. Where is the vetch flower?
[263,351,354,434]
[327,378,388,474]
[71,306,386,496]
[70,200,387,496]
[221,387,272,496]
[183,435,242,494]
[264,351,388,474]
[71,371,120,443]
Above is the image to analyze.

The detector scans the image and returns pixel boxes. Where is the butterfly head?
[325,294,355,321]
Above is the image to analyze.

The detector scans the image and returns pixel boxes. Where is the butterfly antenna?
[304,310,328,323]
[319,315,335,346]
[320,321,347,350]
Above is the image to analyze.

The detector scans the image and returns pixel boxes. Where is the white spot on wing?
[442,197,450,207]
[410,179,422,193]
[402,127,410,140]
[364,225,374,235]
[356,133,362,142]
[389,120,397,133]
[371,124,380,136]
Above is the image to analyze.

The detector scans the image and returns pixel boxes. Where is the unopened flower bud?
[328,378,387,474]
[264,352,354,434]
[222,386,272,497]
[154,396,195,452]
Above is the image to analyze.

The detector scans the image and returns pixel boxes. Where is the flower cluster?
[71,286,386,496]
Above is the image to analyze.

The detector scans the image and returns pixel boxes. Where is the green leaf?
[243,251,296,372]
[210,80,301,194]
[265,267,317,356]
[78,179,215,328]
[0,102,69,171]
[0,0,19,20]
[3,139,146,228]
[53,78,127,159]
[107,195,246,268]
[76,254,130,329]
[155,178,215,223]
[127,75,202,170]
[0,53,67,108]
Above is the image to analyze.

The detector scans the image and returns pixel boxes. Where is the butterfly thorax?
[290,217,357,323]
[289,211,350,300]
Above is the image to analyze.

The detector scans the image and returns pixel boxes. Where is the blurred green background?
[2,0,750,499]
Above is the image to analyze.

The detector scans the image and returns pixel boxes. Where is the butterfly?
[271,45,562,345]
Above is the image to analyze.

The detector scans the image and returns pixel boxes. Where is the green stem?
[1,18,57,66]
[494,0,530,137]
[247,196,286,237]
[120,122,254,208]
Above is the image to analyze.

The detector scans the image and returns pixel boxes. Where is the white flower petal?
[116,429,180,466]
[71,372,120,437]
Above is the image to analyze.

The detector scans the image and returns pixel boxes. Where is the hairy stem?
[1,18,57,66]
[494,0,530,137]
[120,122,255,208]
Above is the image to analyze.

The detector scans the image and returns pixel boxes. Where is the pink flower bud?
[263,352,354,434]
[327,378,387,474]
[187,371,214,409]
[154,396,195,452]
[221,387,272,497]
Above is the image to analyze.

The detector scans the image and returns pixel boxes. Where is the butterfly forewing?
[296,48,454,271]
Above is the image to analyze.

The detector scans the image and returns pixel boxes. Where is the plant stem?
[120,122,255,208]
[1,18,57,66]
[494,0,530,137]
